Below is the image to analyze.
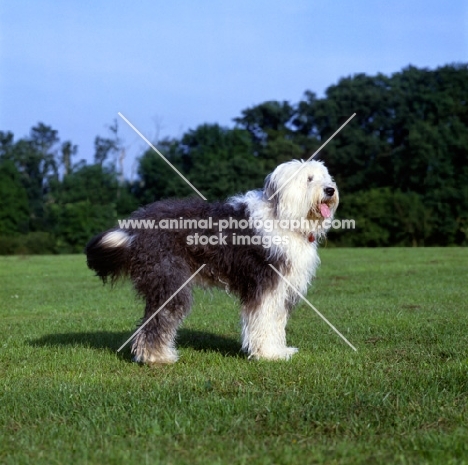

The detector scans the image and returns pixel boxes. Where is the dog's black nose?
[324,187,335,197]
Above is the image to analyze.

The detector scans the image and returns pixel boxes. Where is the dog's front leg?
[241,291,298,361]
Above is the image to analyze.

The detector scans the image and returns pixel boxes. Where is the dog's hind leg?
[131,269,193,364]
[131,306,186,364]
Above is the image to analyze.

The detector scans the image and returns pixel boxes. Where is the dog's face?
[264,159,339,233]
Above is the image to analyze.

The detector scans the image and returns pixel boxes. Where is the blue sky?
[1,0,467,177]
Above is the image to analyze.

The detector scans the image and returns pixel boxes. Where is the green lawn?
[0,248,467,464]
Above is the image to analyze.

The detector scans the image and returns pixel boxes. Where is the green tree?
[2,124,59,232]
[234,101,304,171]
[0,160,29,235]
[94,120,120,167]
[60,141,78,177]
[180,124,264,199]
[295,64,468,246]
[136,126,265,203]
[47,164,121,251]
[135,138,192,204]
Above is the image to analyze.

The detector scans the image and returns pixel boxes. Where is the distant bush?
[0,232,57,255]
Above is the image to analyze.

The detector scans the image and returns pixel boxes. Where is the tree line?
[1,63,467,253]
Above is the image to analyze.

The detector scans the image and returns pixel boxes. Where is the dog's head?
[263,159,339,235]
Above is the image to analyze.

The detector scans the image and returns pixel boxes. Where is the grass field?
[0,248,467,464]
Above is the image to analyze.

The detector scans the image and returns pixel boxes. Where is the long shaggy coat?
[85,159,339,363]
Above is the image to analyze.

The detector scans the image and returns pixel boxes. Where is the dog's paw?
[132,346,179,365]
[284,347,299,357]
[250,346,298,361]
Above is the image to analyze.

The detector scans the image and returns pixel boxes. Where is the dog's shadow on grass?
[29,329,242,362]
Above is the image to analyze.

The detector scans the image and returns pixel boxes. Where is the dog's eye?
[307,175,314,182]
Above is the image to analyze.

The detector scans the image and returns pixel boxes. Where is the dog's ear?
[263,174,280,216]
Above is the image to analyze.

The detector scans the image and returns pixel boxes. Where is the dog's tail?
[85,229,132,284]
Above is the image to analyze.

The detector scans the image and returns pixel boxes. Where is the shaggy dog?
[85,159,339,364]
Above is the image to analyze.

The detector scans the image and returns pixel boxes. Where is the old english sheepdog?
[85,159,339,364]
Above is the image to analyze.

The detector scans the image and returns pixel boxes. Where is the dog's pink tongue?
[320,203,331,218]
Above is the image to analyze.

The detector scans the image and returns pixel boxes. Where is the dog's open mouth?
[308,202,333,219]
[320,203,331,218]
